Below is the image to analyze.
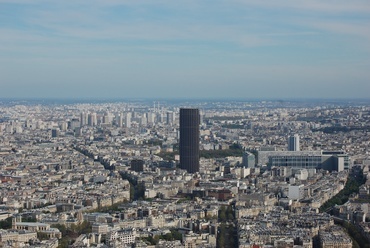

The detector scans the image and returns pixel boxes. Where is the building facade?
[242,152,255,168]
[288,134,300,151]
[180,108,200,173]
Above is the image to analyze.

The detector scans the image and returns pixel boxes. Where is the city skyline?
[1,0,370,99]
[1,96,370,246]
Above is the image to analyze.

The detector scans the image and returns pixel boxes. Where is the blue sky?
[1,0,370,99]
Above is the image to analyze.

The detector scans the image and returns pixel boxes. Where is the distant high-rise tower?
[166,111,175,125]
[103,112,114,124]
[147,112,156,124]
[88,112,97,126]
[180,108,200,173]
[288,134,300,151]
[117,113,123,127]
[51,129,59,138]
[125,112,132,128]
[80,112,88,127]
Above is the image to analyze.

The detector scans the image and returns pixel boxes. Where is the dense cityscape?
[1,98,370,248]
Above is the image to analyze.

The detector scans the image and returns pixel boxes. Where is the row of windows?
[269,156,322,168]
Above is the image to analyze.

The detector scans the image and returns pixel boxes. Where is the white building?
[107,228,137,245]
[288,184,304,200]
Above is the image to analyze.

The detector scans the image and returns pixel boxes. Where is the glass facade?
[179,108,200,173]
[269,155,322,169]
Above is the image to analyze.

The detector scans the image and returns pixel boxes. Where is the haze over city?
[1,0,370,99]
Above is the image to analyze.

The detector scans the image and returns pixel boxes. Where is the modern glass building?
[242,151,255,168]
[269,155,322,169]
[288,134,300,151]
[267,151,350,172]
[179,108,200,173]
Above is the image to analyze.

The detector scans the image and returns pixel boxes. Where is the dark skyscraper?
[180,108,200,173]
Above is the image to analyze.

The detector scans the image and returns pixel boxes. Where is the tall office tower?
[60,122,68,131]
[166,111,175,125]
[199,110,204,124]
[103,114,109,124]
[147,112,156,124]
[117,114,123,127]
[80,112,88,127]
[140,115,147,126]
[125,112,132,128]
[69,118,80,130]
[88,112,97,126]
[158,112,166,123]
[288,134,300,151]
[103,112,114,124]
[180,108,200,173]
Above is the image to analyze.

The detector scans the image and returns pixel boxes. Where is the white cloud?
[232,0,370,13]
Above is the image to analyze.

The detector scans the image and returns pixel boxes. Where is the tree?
[226,205,234,221]
[170,229,182,241]
[75,221,92,234]
[163,232,173,241]
[37,232,49,240]
[22,216,37,222]
[219,206,226,222]
[320,170,366,212]
[57,238,69,248]
[217,223,226,248]
[0,217,12,229]
[142,236,159,245]
[129,182,135,200]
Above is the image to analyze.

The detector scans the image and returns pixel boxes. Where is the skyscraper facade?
[88,112,97,126]
[125,112,132,128]
[117,114,123,127]
[80,112,88,127]
[166,111,175,125]
[288,134,300,151]
[180,108,200,173]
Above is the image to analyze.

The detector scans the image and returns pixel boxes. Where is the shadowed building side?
[180,108,200,173]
